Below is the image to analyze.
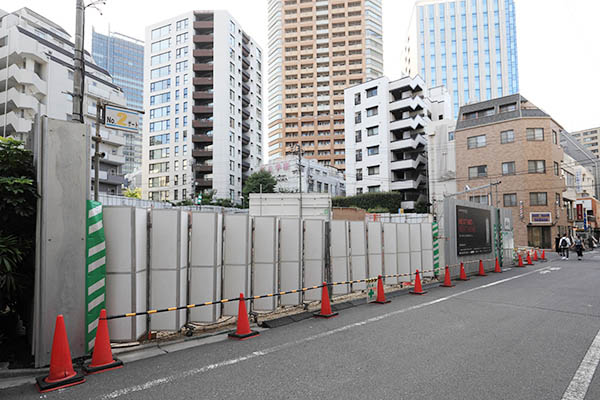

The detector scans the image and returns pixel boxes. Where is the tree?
[242,170,277,205]
[123,187,141,199]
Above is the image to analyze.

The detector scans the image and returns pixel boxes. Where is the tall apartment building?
[143,11,263,203]
[403,0,518,117]
[0,7,128,195]
[92,29,144,175]
[344,75,450,211]
[569,127,600,158]
[267,0,384,170]
[455,94,567,248]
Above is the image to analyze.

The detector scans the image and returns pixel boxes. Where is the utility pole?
[296,144,303,219]
[93,101,104,201]
[73,0,85,123]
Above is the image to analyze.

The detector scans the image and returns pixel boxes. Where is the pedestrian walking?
[574,236,585,260]
[555,234,561,256]
[559,234,571,260]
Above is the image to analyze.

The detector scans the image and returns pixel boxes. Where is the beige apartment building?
[455,94,568,249]
[570,127,600,158]
[267,0,384,171]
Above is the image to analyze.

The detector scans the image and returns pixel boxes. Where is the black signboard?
[456,205,492,256]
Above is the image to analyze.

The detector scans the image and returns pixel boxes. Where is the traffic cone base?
[314,283,339,318]
[36,374,85,393]
[458,262,470,281]
[373,275,391,304]
[83,359,123,375]
[229,293,259,340]
[440,266,454,288]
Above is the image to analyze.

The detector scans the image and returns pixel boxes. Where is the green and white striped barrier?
[85,200,106,353]
[432,221,440,275]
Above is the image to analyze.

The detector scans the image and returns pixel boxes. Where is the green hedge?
[332,192,405,213]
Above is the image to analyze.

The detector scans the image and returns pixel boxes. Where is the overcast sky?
[7,0,600,132]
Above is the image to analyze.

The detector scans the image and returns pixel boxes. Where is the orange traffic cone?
[517,253,525,267]
[83,309,123,374]
[440,265,455,287]
[533,250,538,261]
[541,250,546,261]
[493,257,502,273]
[478,260,487,276]
[526,252,533,265]
[458,262,470,281]
[314,283,339,318]
[374,275,391,304]
[36,315,85,393]
[228,293,259,340]
[410,270,427,295]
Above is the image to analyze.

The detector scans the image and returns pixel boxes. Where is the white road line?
[98,266,549,400]
[561,327,600,400]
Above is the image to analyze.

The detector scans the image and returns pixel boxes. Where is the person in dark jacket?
[555,234,561,256]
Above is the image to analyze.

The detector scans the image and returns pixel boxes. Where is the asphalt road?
[3,251,600,400]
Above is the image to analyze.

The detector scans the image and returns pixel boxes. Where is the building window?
[355,149,362,161]
[469,195,489,205]
[355,111,361,124]
[151,24,170,40]
[356,169,363,181]
[367,145,379,156]
[366,106,378,117]
[357,187,363,194]
[552,130,558,145]
[469,165,487,179]
[502,161,515,175]
[499,103,516,113]
[528,160,546,174]
[526,128,544,141]
[467,134,486,149]
[366,87,378,97]
[500,130,514,144]
[554,162,560,176]
[354,93,361,105]
[367,165,380,175]
[448,131,455,141]
[368,186,381,193]
[366,126,379,136]
[355,130,362,143]
[503,193,517,207]
[530,192,547,206]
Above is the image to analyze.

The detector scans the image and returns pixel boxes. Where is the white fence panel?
[252,217,278,311]
[421,223,434,277]
[189,212,222,323]
[350,221,367,291]
[383,223,398,285]
[223,215,251,316]
[149,209,187,331]
[397,224,411,282]
[104,207,147,342]
[330,220,350,295]
[279,219,302,305]
[367,222,383,278]
[304,219,325,301]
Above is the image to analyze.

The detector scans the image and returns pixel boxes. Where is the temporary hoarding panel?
[421,223,434,278]
[279,219,302,305]
[409,224,422,276]
[456,205,492,256]
[189,212,222,323]
[330,220,350,295]
[304,219,325,301]
[223,215,251,316]
[350,221,367,291]
[149,209,187,331]
[252,217,278,311]
[367,222,383,278]
[383,223,399,285]
[397,224,411,282]
[104,207,147,343]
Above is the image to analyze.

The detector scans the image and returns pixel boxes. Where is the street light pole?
[73,0,85,123]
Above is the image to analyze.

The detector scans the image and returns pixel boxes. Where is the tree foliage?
[332,192,405,213]
[123,187,142,199]
[242,170,277,205]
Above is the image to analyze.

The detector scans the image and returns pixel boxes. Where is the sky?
[6,0,600,132]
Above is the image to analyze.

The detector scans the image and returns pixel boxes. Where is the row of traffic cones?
[517,249,546,268]
[36,309,122,393]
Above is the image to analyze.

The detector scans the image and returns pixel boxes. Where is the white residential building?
[262,156,345,196]
[0,7,129,195]
[403,0,518,118]
[344,75,449,211]
[142,10,263,203]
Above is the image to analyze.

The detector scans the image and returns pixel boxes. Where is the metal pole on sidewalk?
[93,101,103,201]
[73,0,85,123]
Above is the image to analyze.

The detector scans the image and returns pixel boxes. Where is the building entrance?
[527,226,551,248]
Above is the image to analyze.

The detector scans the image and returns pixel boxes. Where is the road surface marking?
[550,267,561,271]
[98,266,550,400]
[539,270,551,274]
[561,327,600,400]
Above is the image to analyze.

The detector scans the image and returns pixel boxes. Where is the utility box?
[249,193,332,220]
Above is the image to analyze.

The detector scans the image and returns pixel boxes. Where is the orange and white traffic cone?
[478,260,487,276]
[440,265,455,288]
[410,270,427,295]
[36,315,85,393]
[517,253,525,267]
[541,250,546,261]
[533,250,538,262]
[83,309,123,374]
[526,252,533,265]
[228,293,259,340]
[314,283,339,318]
[493,257,502,273]
[373,275,391,304]
[458,262,470,281]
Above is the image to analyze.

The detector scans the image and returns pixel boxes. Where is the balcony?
[242,147,250,158]
[390,155,427,171]
[193,90,213,100]
[389,95,428,115]
[102,153,125,166]
[193,49,213,58]
[390,175,426,191]
[195,178,213,187]
[242,57,250,69]
[242,161,250,170]
[194,163,213,172]
[192,133,213,143]
[193,77,213,87]
[242,108,250,118]
[193,63,214,72]
[192,119,213,128]
[1,111,33,135]
[242,133,250,145]
[242,32,250,44]
[242,82,250,94]
[389,114,430,133]
[192,149,212,158]
[193,34,214,43]
[242,120,250,132]
[100,130,126,147]
[242,42,250,56]
[193,21,213,29]
[242,69,250,82]
[192,105,213,114]
[389,135,427,151]
[242,95,250,107]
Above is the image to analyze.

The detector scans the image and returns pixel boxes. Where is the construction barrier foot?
[313,311,339,319]
[228,331,260,340]
[36,373,85,393]
[83,359,123,375]
[373,299,391,304]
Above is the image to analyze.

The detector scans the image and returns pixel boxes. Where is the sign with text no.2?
[104,105,139,133]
